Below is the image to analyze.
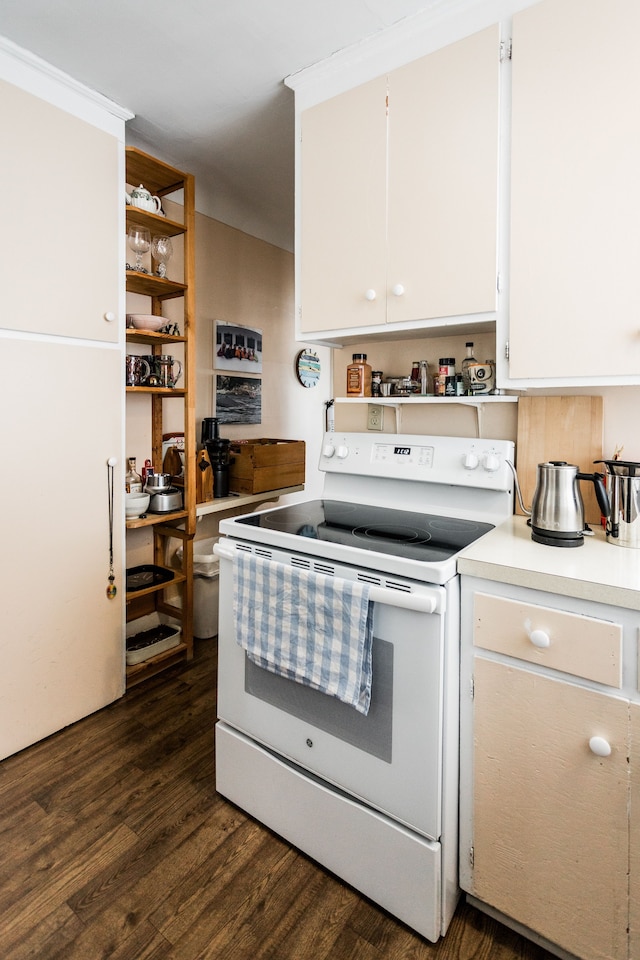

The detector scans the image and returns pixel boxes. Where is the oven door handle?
[213,541,444,614]
[367,585,441,614]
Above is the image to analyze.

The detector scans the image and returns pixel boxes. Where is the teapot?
[126,184,163,215]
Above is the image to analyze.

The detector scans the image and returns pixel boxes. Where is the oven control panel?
[320,432,515,492]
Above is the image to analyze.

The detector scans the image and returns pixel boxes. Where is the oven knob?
[322,442,336,458]
[483,453,500,472]
[463,452,479,470]
[336,444,349,459]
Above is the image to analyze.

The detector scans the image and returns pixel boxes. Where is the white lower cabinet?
[461,580,637,960]
[630,703,640,960]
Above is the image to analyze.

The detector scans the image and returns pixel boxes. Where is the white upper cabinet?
[0,77,120,342]
[504,0,640,385]
[298,26,500,341]
[387,27,499,327]
[300,76,388,333]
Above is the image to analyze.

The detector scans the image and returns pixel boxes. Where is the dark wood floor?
[0,639,556,960]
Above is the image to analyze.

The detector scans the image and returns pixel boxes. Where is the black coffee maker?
[201,418,231,498]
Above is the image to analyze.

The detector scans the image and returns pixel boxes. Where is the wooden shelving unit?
[125,146,196,687]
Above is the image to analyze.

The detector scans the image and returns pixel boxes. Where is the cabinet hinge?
[496,272,502,294]
[500,38,512,62]
[504,339,510,361]
[470,676,475,700]
[469,845,475,868]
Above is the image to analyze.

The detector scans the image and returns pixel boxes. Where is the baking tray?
[126,564,175,592]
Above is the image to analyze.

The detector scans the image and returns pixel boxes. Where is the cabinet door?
[1,338,124,760]
[387,26,499,325]
[0,79,120,342]
[508,0,640,381]
[471,658,628,960]
[299,77,388,334]
[630,702,640,958]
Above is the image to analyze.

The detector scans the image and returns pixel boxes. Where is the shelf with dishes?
[126,330,186,346]
[124,145,196,688]
[126,509,188,530]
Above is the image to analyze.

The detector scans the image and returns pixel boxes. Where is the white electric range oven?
[213,432,514,942]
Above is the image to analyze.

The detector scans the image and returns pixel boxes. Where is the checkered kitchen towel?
[233,551,374,715]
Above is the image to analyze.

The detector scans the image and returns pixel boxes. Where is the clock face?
[296,350,321,388]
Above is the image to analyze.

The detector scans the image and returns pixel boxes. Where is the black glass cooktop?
[236,499,494,563]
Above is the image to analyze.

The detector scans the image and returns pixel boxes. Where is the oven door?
[215,538,452,842]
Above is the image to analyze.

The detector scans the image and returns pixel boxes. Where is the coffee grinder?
[202,417,231,498]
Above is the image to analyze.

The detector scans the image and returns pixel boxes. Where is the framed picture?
[215,375,261,424]
[215,321,263,373]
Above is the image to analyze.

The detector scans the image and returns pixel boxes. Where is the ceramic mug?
[468,362,495,395]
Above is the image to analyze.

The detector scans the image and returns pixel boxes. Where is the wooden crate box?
[228,439,305,494]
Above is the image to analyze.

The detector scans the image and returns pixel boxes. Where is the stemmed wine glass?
[127,226,151,272]
[151,235,173,278]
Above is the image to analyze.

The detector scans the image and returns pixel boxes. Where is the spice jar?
[346,353,372,397]
[371,370,383,397]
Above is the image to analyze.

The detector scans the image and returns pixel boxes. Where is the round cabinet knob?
[528,629,550,649]
[589,736,612,757]
[483,453,500,472]
[322,443,336,458]
[391,283,405,297]
[336,445,349,460]
[364,289,377,301]
[104,311,116,322]
[463,452,479,470]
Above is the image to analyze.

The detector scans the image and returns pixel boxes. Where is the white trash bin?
[177,536,219,639]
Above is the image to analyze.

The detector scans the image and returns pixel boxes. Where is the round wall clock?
[295,349,321,388]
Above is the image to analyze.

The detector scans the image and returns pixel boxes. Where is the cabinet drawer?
[473,592,622,687]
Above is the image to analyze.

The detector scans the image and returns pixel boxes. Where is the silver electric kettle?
[530,461,610,547]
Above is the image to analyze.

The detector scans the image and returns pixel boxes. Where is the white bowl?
[126,314,165,332]
[125,492,150,518]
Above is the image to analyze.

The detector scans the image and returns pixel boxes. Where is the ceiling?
[0,0,443,251]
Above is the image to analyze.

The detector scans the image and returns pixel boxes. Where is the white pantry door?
[1,337,124,760]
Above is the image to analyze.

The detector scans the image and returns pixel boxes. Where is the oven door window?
[245,637,393,762]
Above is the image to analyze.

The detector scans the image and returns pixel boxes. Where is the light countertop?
[458,515,640,611]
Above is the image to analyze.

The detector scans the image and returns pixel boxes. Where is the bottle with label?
[346,353,372,397]
[371,370,383,397]
[419,360,429,395]
[461,342,478,396]
[125,456,142,493]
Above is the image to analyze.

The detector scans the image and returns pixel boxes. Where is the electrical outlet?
[367,403,384,431]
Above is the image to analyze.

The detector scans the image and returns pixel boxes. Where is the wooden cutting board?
[516,396,604,523]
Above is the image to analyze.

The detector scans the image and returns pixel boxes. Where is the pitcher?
[157,355,183,388]
[125,355,151,387]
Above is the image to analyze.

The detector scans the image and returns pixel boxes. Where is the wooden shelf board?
[125,146,189,197]
[126,206,185,237]
[126,271,186,299]
[125,642,189,687]
[125,386,186,397]
[125,569,186,604]
[126,330,186,345]
[126,509,188,530]
[195,485,305,517]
